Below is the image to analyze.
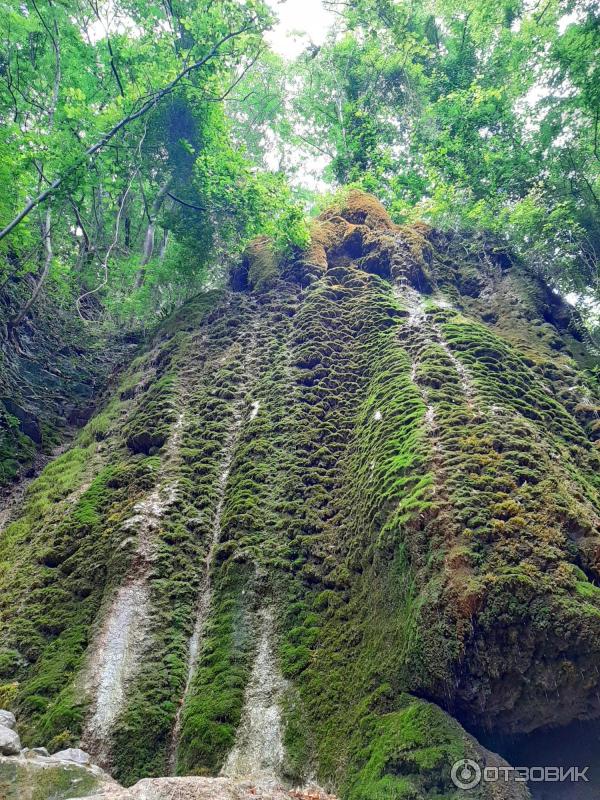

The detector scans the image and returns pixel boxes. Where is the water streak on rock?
[81,412,184,765]
[221,607,287,785]
[168,335,259,772]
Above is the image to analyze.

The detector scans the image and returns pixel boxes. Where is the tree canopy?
[0,0,598,330]
[288,0,599,312]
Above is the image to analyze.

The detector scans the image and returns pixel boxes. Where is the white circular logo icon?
[451,759,482,790]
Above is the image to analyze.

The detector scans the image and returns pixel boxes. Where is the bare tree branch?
[76,169,136,320]
[166,192,206,211]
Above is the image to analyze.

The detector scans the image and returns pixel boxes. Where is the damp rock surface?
[71,776,338,800]
[221,608,288,783]
[0,195,598,799]
[0,711,16,730]
[0,752,119,800]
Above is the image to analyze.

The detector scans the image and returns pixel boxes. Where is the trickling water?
[393,282,474,408]
[178,463,230,692]
[392,283,426,327]
[81,580,149,762]
[393,284,437,427]
[250,400,260,420]
[169,337,259,772]
[438,338,474,406]
[122,482,179,555]
[221,607,287,785]
[81,413,184,763]
[81,480,180,761]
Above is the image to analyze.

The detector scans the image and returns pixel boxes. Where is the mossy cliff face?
[1,192,599,799]
[0,276,133,489]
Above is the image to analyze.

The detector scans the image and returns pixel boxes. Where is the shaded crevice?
[475,718,600,800]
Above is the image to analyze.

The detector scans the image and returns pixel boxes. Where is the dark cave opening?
[476,718,600,800]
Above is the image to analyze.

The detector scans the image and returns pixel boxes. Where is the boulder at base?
[0,751,119,800]
[0,711,16,730]
[0,725,20,756]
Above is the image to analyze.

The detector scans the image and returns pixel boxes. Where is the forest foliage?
[0,0,598,329]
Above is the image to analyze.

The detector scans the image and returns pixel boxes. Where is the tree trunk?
[134,178,172,289]
[9,13,60,329]
[10,208,53,328]
[158,228,169,261]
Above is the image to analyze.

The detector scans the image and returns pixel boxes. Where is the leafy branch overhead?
[0,21,263,242]
[0,0,598,333]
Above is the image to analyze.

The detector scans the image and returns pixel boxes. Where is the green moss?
[156,290,224,337]
[245,237,280,291]
[345,697,467,800]
[4,461,147,746]
[0,682,19,708]
[124,373,177,454]
[0,405,37,486]
[176,566,254,777]
[281,685,312,784]
[110,293,262,782]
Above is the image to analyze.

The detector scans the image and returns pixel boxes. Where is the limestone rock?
[0,725,20,756]
[51,747,92,765]
[26,747,50,758]
[0,752,118,800]
[72,776,337,800]
[0,710,16,730]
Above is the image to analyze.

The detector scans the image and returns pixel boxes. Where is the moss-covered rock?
[0,274,135,488]
[1,193,598,798]
[0,753,118,799]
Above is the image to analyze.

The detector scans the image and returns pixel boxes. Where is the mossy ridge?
[0,458,160,752]
[426,234,600,445]
[345,694,482,800]
[440,316,588,446]
[379,286,600,730]
[270,266,468,796]
[267,222,599,792]
[109,293,261,782]
[174,281,304,778]
[175,564,256,777]
[0,291,222,756]
[108,284,306,780]
[344,284,478,707]
[392,299,600,729]
[216,283,301,568]
[277,266,381,787]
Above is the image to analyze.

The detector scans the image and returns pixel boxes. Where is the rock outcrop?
[0,274,136,494]
[0,709,120,799]
[1,192,598,798]
[0,725,20,756]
